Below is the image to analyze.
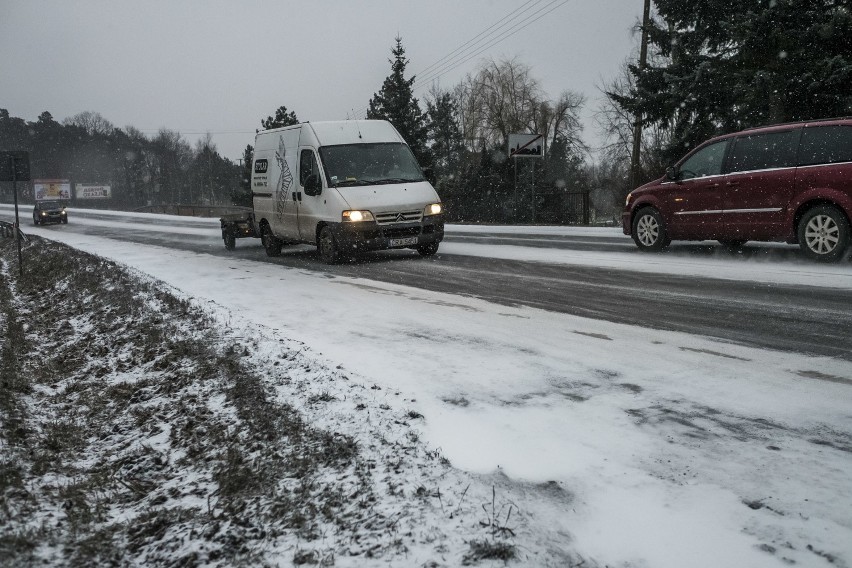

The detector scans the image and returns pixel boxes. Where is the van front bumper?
[331,215,445,252]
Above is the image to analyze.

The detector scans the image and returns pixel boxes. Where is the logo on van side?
[254,159,268,174]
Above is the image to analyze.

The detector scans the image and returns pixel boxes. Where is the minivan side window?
[678,140,728,180]
[798,125,852,166]
[727,130,797,173]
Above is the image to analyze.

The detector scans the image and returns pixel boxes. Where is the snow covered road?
[4,206,852,566]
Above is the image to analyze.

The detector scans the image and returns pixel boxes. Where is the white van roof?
[305,120,405,147]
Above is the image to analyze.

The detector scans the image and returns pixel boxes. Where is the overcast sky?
[1,0,642,161]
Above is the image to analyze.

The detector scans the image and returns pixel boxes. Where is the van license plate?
[389,237,418,247]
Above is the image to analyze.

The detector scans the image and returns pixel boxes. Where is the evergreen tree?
[260,106,299,130]
[616,0,852,162]
[367,37,430,165]
[426,90,465,182]
[233,144,254,207]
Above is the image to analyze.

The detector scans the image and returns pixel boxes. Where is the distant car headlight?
[41,211,47,216]
[342,210,374,222]
[424,203,442,216]
[61,211,67,215]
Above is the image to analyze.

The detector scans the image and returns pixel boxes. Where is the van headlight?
[342,210,374,222]
[424,203,443,216]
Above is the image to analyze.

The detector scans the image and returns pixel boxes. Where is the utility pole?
[629,0,652,191]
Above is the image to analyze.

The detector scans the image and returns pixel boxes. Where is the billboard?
[508,133,545,159]
[76,184,112,199]
[34,179,71,201]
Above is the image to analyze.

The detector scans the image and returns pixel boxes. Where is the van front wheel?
[318,225,342,264]
[798,205,850,262]
[632,208,670,252]
[417,242,439,257]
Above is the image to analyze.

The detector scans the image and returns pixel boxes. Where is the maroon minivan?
[622,118,852,262]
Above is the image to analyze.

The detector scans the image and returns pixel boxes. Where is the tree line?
[0,109,242,210]
[3,1,849,223]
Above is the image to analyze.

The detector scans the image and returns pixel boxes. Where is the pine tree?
[260,106,299,130]
[426,90,465,181]
[615,0,852,162]
[367,37,430,165]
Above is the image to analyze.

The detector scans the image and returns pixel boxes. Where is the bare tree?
[63,111,115,137]
[597,58,670,190]
[458,57,584,154]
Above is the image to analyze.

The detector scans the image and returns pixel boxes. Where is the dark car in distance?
[33,201,68,225]
[623,118,852,262]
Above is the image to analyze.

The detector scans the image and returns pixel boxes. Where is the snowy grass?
[0,237,542,566]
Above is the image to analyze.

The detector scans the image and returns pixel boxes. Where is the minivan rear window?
[727,130,798,173]
[798,125,852,166]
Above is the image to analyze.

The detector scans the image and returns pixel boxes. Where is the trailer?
[219,208,259,250]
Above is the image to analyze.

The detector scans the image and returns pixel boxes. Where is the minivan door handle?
[727,181,740,188]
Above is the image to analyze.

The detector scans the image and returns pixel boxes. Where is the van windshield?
[318,143,424,187]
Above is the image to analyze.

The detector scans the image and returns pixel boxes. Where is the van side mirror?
[422,166,436,186]
[665,166,679,181]
[304,174,322,196]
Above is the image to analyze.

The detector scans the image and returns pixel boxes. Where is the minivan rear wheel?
[798,205,850,263]
[632,207,670,252]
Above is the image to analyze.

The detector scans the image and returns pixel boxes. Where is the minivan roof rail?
[741,116,852,132]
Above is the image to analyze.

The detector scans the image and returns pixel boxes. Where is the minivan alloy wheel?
[631,207,670,252]
[636,215,660,247]
[797,205,850,263]
[804,214,840,255]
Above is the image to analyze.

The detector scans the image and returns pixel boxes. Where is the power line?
[414,0,571,92]
[413,0,545,80]
[349,0,572,120]
[349,3,546,120]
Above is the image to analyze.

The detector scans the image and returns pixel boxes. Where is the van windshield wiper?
[370,177,423,185]
[334,179,373,187]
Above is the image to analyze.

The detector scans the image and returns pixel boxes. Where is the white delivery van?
[250,120,444,263]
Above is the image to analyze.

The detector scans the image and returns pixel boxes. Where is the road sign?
[0,151,31,181]
[508,133,544,159]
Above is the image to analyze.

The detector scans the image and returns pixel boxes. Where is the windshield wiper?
[370,177,422,185]
[334,179,373,187]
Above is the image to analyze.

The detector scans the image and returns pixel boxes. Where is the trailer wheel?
[223,231,236,250]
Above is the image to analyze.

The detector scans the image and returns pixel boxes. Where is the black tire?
[261,223,282,257]
[417,242,439,257]
[317,225,341,264]
[61,217,68,224]
[33,217,39,226]
[223,231,236,250]
[631,207,670,252]
[797,205,850,263]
